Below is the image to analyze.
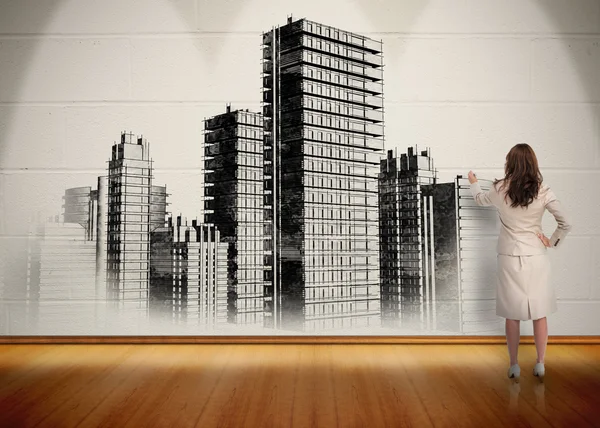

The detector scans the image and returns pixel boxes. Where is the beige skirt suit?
[470,180,572,321]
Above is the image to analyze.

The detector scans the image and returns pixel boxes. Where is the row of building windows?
[236,139,262,154]
[380,194,425,204]
[306,285,370,300]
[304,173,378,192]
[237,125,262,140]
[236,111,263,127]
[303,95,381,122]
[236,168,262,181]
[237,153,263,168]
[303,21,378,51]
[236,181,263,196]
[304,140,372,162]
[304,80,377,105]
[107,212,150,223]
[305,158,370,176]
[303,34,380,64]
[382,257,423,267]
[236,239,264,252]
[108,176,151,186]
[302,126,382,150]
[108,167,151,177]
[304,65,380,93]
[306,269,377,284]
[381,215,420,225]
[301,50,380,79]
[108,206,151,215]
[302,111,382,137]
[305,188,372,205]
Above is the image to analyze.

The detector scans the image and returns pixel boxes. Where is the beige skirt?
[496,254,557,320]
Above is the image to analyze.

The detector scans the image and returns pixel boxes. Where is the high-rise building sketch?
[262,17,385,331]
[105,132,167,313]
[204,107,265,325]
[379,148,436,329]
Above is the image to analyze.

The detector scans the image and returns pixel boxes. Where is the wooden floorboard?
[2,335,600,344]
[0,344,599,427]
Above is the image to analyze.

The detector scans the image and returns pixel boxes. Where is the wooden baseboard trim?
[1,336,599,344]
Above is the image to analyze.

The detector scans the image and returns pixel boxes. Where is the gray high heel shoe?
[533,362,545,381]
[507,364,521,382]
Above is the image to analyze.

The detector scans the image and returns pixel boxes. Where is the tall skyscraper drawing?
[262,18,384,331]
[379,148,436,329]
[105,132,167,312]
[204,107,265,325]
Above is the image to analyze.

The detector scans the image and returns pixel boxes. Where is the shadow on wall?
[0,0,598,174]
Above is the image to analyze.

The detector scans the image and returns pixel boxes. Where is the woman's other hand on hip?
[537,233,551,247]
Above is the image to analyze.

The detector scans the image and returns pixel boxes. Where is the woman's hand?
[537,233,551,247]
[468,170,478,184]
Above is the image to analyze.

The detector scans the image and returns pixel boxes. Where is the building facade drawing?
[262,17,385,331]
[172,217,228,326]
[150,215,228,326]
[105,132,167,312]
[420,181,460,332]
[204,107,265,325]
[454,176,500,334]
[379,148,436,329]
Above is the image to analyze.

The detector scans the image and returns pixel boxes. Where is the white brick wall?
[0,0,598,335]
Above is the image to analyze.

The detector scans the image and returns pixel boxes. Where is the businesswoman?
[468,143,572,382]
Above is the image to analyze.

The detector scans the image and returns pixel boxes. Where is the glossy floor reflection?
[0,344,599,427]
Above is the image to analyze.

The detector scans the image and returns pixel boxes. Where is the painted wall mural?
[4,8,594,336]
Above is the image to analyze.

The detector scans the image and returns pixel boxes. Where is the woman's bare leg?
[506,319,521,366]
[533,317,548,364]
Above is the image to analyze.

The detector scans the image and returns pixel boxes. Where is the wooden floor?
[1,344,599,427]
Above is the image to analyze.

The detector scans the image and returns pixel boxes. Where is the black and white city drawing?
[4,17,502,336]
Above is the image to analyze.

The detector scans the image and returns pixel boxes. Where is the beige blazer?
[469,180,572,256]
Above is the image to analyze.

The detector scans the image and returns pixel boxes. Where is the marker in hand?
[468,170,478,184]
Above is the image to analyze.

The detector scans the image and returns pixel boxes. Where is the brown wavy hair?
[494,143,543,208]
